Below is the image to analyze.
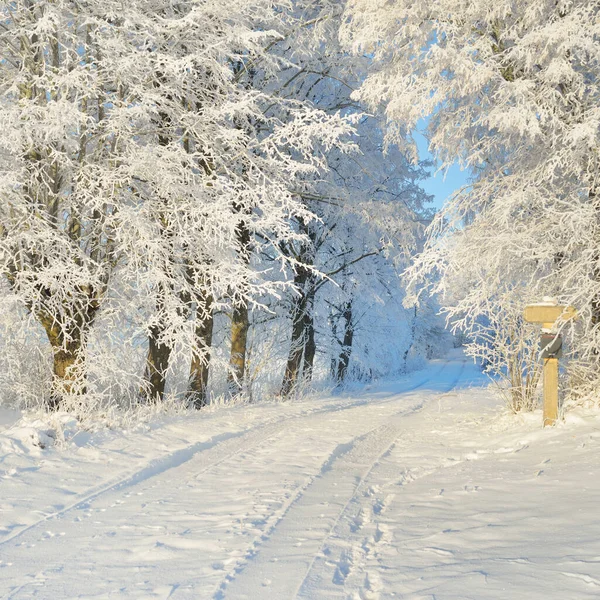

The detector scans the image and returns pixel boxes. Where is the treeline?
[344,0,600,410]
[0,0,435,412]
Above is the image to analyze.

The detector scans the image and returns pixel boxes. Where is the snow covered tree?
[103,0,359,404]
[234,0,432,397]
[0,0,433,412]
[343,0,600,406]
[0,0,356,409]
[0,1,135,406]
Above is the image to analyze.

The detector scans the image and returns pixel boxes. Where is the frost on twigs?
[0,0,435,418]
[344,0,600,407]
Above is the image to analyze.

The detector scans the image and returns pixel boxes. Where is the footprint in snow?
[333,549,354,584]
[373,494,393,515]
[359,570,383,600]
[373,523,392,545]
[462,484,480,492]
[351,508,368,532]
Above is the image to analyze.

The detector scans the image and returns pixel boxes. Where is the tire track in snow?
[0,427,278,552]
[297,360,476,599]
[215,359,468,600]
[296,360,468,599]
[0,417,328,600]
[0,361,448,551]
[213,419,416,600]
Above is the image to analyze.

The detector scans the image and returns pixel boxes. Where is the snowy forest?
[3,2,600,599]
[0,0,598,422]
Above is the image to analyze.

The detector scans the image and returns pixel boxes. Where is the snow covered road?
[2,355,600,599]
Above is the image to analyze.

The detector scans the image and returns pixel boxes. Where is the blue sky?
[414,130,470,211]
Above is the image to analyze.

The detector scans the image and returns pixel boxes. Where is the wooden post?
[523,299,577,427]
[542,356,559,427]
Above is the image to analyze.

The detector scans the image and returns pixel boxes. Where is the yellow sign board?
[523,305,577,324]
[524,301,577,427]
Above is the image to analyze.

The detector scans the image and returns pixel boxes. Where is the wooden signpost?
[524,299,577,427]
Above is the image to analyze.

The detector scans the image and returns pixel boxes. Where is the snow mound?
[0,412,82,454]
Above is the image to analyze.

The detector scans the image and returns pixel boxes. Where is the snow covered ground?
[1,352,600,599]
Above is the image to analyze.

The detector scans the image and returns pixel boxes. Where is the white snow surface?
[2,352,600,599]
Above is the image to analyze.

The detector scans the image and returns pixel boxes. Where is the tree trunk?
[143,322,172,403]
[38,296,99,409]
[142,270,177,404]
[335,301,354,383]
[281,219,318,398]
[227,209,252,395]
[330,314,338,379]
[591,187,600,332]
[280,270,316,398]
[403,305,418,365]
[188,294,214,408]
[140,75,176,404]
[280,299,307,397]
[47,336,84,410]
[301,293,316,382]
[228,303,249,394]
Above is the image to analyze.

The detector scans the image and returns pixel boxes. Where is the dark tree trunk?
[227,209,252,396]
[140,77,176,404]
[335,301,354,383]
[301,293,316,382]
[280,268,317,398]
[591,187,600,332]
[280,300,306,397]
[38,293,100,410]
[47,333,84,410]
[143,321,172,403]
[228,303,249,394]
[403,305,418,365]
[281,218,319,398]
[188,294,214,408]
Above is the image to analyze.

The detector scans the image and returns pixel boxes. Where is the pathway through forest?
[2,354,600,599]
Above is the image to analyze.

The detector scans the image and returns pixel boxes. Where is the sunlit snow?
[2,354,600,599]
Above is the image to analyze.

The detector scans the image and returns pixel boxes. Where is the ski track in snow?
[0,361,456,599]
